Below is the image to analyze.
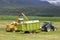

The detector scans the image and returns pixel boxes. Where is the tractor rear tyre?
[45,26,51,32]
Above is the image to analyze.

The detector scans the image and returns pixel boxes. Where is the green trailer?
[16,20,40,32]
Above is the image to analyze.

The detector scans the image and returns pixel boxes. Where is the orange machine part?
[7,24,16,29]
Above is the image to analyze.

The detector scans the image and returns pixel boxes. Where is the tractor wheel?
[53,27,56,31]
[45,26,51,32]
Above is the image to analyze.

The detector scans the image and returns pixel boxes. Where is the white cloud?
[41,0,60,4]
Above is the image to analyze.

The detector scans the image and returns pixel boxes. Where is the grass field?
[0,20,60,40]
[0,16,60,22]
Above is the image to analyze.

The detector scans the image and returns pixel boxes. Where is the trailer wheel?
[31,30,36,33]
[6,28,14,32]
[15,30,20,32]
[6,28,10,32]
[24,31,30,33]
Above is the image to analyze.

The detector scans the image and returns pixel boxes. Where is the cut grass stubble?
[0,20,60,40]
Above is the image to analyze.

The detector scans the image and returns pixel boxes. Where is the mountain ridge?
[0,0,52,7]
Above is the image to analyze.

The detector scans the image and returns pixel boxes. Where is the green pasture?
[0,16,60,22]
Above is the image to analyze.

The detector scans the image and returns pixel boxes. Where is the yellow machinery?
[6,13,29,32]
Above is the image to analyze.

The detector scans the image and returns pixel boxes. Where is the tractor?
[41,21,56,32]
[6,13,56,33]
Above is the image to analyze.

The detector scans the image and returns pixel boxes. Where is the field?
[0,16,60,21]
[0,16,60,40]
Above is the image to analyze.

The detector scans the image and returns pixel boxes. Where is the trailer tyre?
[6,28,10,32]
[31,30,36,33]
[15,30,20,32]
[24,31,30,33]
[6,28,14,32]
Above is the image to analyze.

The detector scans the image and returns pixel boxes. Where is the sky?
[41,0,60,4]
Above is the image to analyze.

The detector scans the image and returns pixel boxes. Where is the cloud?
[41,0,60,4]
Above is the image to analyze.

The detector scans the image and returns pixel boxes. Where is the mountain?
[41,0,60,6]
[0,0,52,7]
[52,2,60,6]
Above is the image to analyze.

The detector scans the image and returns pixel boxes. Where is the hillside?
[0,0,60,16]
[0,6,60,17]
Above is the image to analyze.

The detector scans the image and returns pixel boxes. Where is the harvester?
[6,13,56,33]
